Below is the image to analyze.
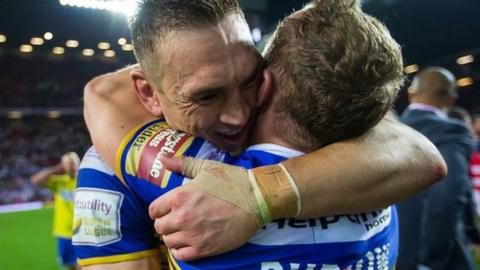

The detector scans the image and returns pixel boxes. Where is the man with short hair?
[139,1,405,267]
[32,152,80,270]
[397,67,475,270]
[75,0,445,268]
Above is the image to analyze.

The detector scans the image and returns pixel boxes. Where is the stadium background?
[0,0,479,269]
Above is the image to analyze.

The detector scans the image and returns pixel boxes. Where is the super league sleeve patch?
[121,121,195,188]
[72,188,123,246]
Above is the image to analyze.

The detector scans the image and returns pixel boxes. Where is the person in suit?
[397,67,475,270]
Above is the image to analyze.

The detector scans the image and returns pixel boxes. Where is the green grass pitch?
[0,207,63,270]
[1,207,480,269]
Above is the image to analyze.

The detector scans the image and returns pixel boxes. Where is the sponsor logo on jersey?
[250,208,392,245]
[260,244,391,270]
[72,188,123,246]
[125,122,194,188]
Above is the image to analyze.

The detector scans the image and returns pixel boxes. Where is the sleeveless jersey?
[72,146,166,267]
[117,120,399,270]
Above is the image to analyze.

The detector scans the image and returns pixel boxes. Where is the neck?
[411,97,446,110]
[250,104,301,151]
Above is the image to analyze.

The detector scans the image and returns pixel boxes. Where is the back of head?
[409,67,457,106]
[130,0,243,87]
[264,0,404,150]
[61,152,80,178]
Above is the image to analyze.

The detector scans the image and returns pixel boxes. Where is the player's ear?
[130,68,163,117]
[256,68,274,108]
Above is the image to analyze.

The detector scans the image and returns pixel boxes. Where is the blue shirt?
[76,120,399,269]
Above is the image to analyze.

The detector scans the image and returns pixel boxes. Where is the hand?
[148,156,258,261]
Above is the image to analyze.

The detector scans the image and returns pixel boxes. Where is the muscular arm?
[285,117,446,217]
[152,117,446,260]
[83,65,157,169]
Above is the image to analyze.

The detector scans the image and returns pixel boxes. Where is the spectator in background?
[473,114,480,151]
[0,118,89,205]
[31,152,80,270]
[398,67,475,270]
[471,114,480,217]
[472,114,480,142]
[447,106,480,258]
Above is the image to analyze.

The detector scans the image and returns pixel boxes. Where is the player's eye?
[197,92,219,104]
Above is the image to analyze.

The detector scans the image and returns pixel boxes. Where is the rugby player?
[32,152,80,270]
[75,0,445,268]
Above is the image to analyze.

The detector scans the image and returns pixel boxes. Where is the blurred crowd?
[0,118,89,204]
[0,53,122,107]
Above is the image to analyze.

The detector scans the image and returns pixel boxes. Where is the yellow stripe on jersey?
[77,249,160,266]
[167,250,182,270]
[116,121,170,186]
[116,124,143,187]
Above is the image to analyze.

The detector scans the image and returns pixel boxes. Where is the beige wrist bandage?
[183,158,301,227]
[251,164,301,222]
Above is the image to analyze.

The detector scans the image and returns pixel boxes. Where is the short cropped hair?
[410,66,457,99]
[130,0,243,89]
[264,0,404,150]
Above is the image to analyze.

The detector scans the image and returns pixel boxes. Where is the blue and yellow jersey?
[115,120,399,270]
[116,120,226,205]
[45,174,76,238]
[72,146,166,267]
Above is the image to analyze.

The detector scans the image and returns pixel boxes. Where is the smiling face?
[148,15,262,154]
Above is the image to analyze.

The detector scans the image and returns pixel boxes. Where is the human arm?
[83,65,158,169]
[149,117,447,260]
[30,163,63,187]
[283,117,446,217]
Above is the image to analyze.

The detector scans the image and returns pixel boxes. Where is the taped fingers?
[182,157,211,178]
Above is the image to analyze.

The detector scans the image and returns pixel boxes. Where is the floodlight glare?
[44,32,54,40]
[7,111,23,119]
[121,44,134,51]
[404,64,419,74]
[0,34,6,43]
[98,42,110,50]
[456,55,474,65]
[252,28,262,43]
[53,46,65,55]
[19,44,33,53]
[66,40,79,48]
[118,37,127,45]
[104,50,116,57]
[58,0,137,16]
[47,111,62,118]
[82,48,95,56]
[31,37,44,45]
[457,77,473,87]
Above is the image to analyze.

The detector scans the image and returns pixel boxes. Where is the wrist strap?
[251,164,301,221]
